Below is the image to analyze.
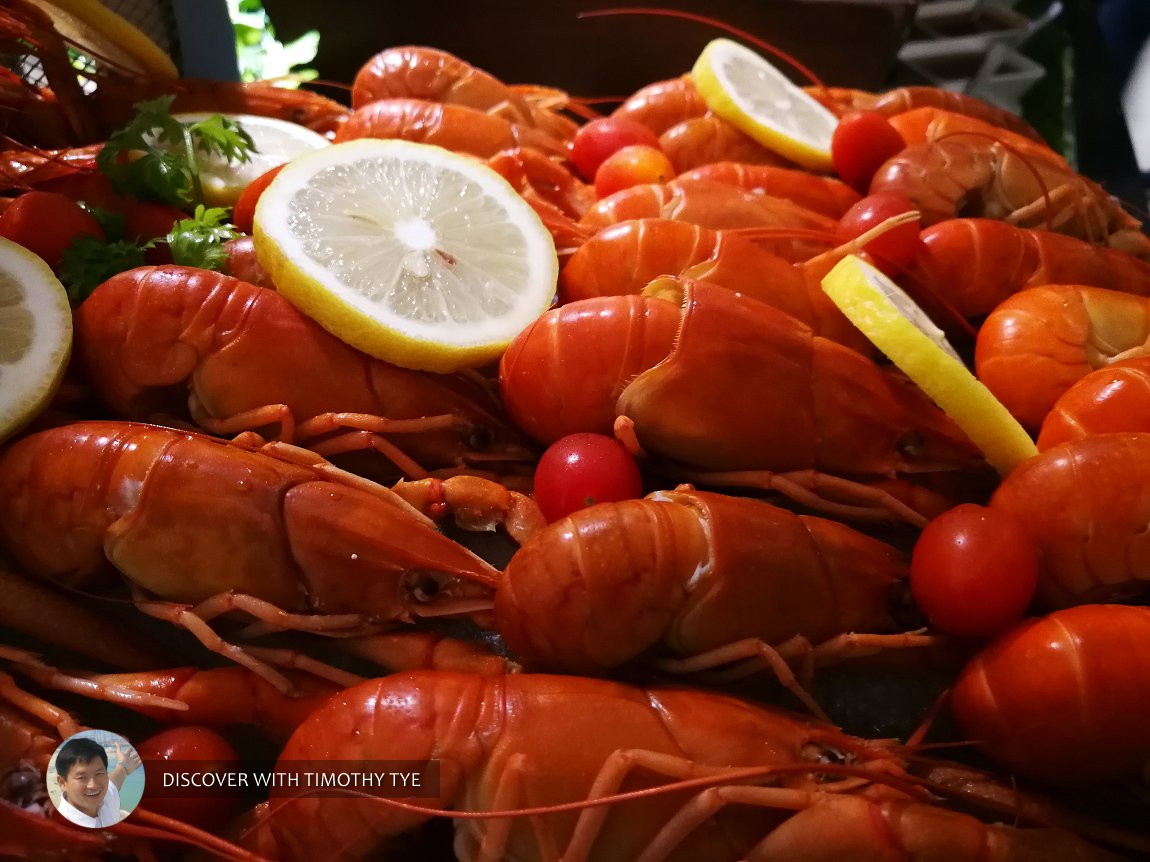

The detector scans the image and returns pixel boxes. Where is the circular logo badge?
[47,729,145,828]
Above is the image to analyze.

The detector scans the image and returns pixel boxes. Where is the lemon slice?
[253,139,558,373]
[821,255,1037,475]
[692,37,838,171]
[0,238,72,444]
[171,113,330,207]
[28,0,178,79]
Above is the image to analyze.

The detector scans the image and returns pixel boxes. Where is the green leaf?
[77,204,127,242]
[189,114,257,161]
[59,236,148,304]
[96,97,256,209]
[165,205,240,270]
[226,0,321,86]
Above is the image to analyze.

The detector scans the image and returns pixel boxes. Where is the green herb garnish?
[60,206,241,304]
[96,96,256,209]
[59,235,148,304]
[77,204,127,242]
[166,206,241,270]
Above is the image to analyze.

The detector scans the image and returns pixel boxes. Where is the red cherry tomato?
[570,117,662,181]
[122,201,186,243]
[533,432,644,523]
[0,191,104,270]
[910,503,1039,639]
[136,726,243,831]
[233,163,287,234]
[835,192,922,274]
[38,172,131,213]
[831,111,905,192]
[119,200,188,265]
[593,145,675,198]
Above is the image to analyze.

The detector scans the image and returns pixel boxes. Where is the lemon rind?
[821,255,1037,475]
[692,38,836,172]
[0,239,73,443]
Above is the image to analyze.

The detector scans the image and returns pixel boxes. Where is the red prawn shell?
[498,294,679,445]
[951,604,1150,787]
[616,281,978,475]
[1037,357,1150,449]
[989,432,1150,607]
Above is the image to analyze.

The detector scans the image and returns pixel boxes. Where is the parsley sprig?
[60,236,147,304]
[61,206,241,304]
[96,95,256,209]
[167,206,241,271]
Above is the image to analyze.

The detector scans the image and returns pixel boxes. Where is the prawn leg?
[0,647,188,716]
[627,453,932,526]
[390,475,546,544]
[646,637,829,721]
[478,749,788,862]
[0,671,84,739]
[196,402,477,480]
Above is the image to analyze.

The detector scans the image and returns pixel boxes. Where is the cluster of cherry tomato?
[0,176,187,275]
[569,117,675,196]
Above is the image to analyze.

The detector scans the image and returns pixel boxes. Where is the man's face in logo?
[57,756,109,817]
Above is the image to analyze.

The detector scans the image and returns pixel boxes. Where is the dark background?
[262,0,920,95]
[257,0,1148,218]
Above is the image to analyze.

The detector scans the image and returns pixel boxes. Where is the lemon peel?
[253,139,558,373]
[692,37,837,171]
[821,255,1037,475]
[0,238,73,443]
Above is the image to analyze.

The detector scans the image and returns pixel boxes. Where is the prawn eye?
[466,425,494,451]
[801,742,847,766]
[896,431,926,458]
[800,742,860,782]
[405,571,442,603]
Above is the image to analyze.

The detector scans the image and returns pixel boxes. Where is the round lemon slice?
[821,255,1037,475]
[0,238,73,444]
[253,139,559,373]
[171,113,330,208]
[692,37,838,171]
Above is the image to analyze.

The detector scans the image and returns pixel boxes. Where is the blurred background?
[90,0,1150,206]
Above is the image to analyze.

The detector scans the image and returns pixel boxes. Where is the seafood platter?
[1,2,1150,860]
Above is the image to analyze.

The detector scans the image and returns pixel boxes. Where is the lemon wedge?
[692,37,838,172]
[28,0,178,79]
[0,238,72,444]
[170,113,330,207]
[253,139,558,373]
[821,255,1037,475]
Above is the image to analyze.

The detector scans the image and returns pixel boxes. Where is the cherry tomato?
[835,192,922,274]
[122,201,186,244]
[533,432,644,522]
[570,117,662,181]
[0,191,104,270]
[910,503,1039,639]
[136,726,243,831]
[593,145,675,198]
[233,163,287,234]
[830,111,905,192]
[119,200,188,265]
[39,172,131,213]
